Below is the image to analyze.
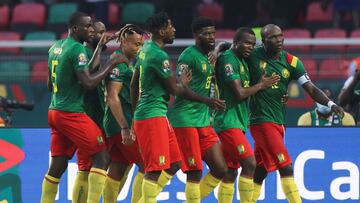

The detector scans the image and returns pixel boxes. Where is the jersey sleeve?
[219,55,240,82]
[286,52,310,85]
[152,51,172,79]
[71,44,89,71]
[108,63,128,83]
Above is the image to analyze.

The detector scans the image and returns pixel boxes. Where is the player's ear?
[72,25,78,33]
[159,28,165,37]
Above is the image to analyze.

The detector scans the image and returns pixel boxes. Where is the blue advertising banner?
[0,128,359,202]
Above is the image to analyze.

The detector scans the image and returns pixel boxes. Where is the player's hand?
[99,32,116,46]
[331,105,344,118]
[205,98,226,110]
[121,128,134,145]
[179,68,192,87]
[259,74,280,89]
[281,93,289,104]
[130,127,136,141]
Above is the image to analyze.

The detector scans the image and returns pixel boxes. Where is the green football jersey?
[213,49,250,132]
[247,46,307,124]
[168,46,214,127]
[83,46,105,127]
[48,36,89,112]
[134,41,172,120]
[103,50,133,137]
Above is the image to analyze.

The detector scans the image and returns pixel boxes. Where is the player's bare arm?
[164,75,226,110]
[130,68,140,112]
[338,71,360,106]
[229,74,280,101]
[106,81,134,145]
[302,81,344,116]
[76,53,127,90]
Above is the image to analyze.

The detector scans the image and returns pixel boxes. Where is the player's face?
[263,27,284,54]
[162,20,176,44]
[77,16,95,43]
[123,33,144,59]
[234,33,256,58]
[91,22,106,47]
[197,26,216,51]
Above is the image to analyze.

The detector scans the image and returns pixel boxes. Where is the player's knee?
[223,168,238,182]
[48,156,69,178]
[186,170,203,182]
[241,157,256,176]
[212,164,228,179]
[91,150,110,170]
[167,161,181,175]
[279,164,294,177]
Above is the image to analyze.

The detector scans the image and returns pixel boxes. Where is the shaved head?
[261,24,282,40]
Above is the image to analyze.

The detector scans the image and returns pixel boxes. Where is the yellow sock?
[217,181,234,203]
[199,173,220,199]
[281,177,302,203]
[102,176,121,203]
[185,181,200,203]
[142,179,158,203]
[155,170,172,194]
[72,171,89,203]
[238,176,254,203]
[40,174,59,203]
[87,168,107,203]
[131,172,144,203]
[251,183,262,203]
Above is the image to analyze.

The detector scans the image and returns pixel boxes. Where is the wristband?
[327,101,336,108]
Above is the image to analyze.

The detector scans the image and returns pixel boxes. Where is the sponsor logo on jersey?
[282,69,290,78]
[159,155,166,165]
[277,153,286,163]
[162,60,170,72]
[225,64,234,76]
[237,145,246,154]
[187,157,196,167]
[78,53,88,66]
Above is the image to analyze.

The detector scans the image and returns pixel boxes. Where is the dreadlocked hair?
[116,24,144,42]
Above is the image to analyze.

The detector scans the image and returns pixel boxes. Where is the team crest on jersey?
[159,155,166,165]
[237,145,246,154]
[202,63,207,72]
[259,60,267,69]
[78,53,88,65]
[277,153,286,163]
[178,63,189,74]
[53,47,62,55]
[225,64,234,76]
[97,136,104,144]
[162,60,170,72]
[188,157,196,167]
[282,69,290,78]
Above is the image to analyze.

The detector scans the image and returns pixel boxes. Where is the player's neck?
[120,47,132,61]
[70,33,84,44]
[264,46,280,59]
[195,43,210,55]
[152,37,165,49]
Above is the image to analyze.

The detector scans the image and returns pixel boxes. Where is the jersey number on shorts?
[51,60,59,93]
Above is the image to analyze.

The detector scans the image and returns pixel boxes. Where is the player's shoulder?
[218,49,237,64]
[178,46,198,62]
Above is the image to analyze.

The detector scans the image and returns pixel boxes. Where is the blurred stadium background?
[1,0,360,126]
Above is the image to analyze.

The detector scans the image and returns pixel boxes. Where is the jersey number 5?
[51,60,58,93]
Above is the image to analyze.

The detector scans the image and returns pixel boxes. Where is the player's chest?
[258,59,292,83]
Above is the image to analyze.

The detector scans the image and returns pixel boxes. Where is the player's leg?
[217,128,256,203]
[135,117,173,203]
[199,127,228,199]
[72,150,92,203]
[173,127,203,203]
[279,164,301,203]
[41,110,75,203]
[131,163,145,203]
